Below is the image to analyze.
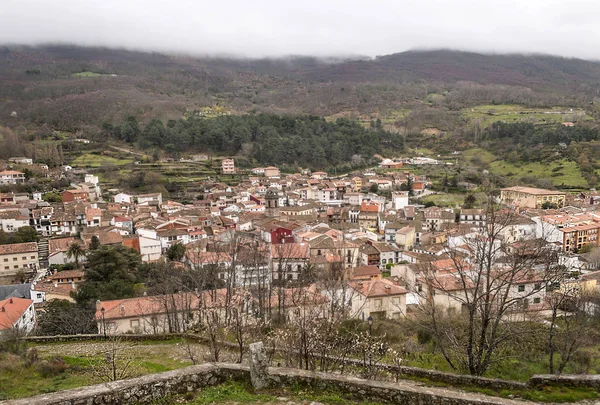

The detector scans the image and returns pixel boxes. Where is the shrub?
[24,347,39,366]
[0,353,22,372]
[417,329,433,345]
[37,356,69,378]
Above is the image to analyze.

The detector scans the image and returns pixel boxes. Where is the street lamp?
[367,315,373,367]
[101,307,106,338]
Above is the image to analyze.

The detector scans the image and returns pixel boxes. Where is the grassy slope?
[462,104,591,126]
[489,159,586,188]
[461,147,587,188]
[71,153,134,167]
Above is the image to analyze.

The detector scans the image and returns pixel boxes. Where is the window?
[4,266,8,270]
[22,257,26,260]
[317,250,322,256]
[37,293,42,299]
[374,299,382,309]
[31,256,35,259]
[518,285,525,292]
[13,258,17,261]
[392,297,400,305]
[533,297,541,304]
[3,258,7,262]
[130,319,140,328]
[14,265,18,269]
[534,283,541,290]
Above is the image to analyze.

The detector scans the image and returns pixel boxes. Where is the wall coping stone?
[0,363,533,405]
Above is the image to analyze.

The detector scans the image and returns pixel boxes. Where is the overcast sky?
[1,0,598,59]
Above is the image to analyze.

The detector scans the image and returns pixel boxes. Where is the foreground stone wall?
[0,363,529,405]
[22,334,600,392]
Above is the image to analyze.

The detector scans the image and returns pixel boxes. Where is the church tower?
[265,188,280,218]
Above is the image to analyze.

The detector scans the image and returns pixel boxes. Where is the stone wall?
[1,363,527,405]
[22,334,599,392]
[529,374,600,390]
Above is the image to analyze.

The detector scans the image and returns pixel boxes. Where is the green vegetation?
[102,115,403,171]
[489,159,587,188]
[420,192,487,208]
[150,381,388,405]
[0,346,192,400]
[0,226,39,245]
[462,104,590,126]
[72,71,107,77]
[71,153,133,167]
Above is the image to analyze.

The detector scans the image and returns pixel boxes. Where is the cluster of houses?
[2,160,600,336]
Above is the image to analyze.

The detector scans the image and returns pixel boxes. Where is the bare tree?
[546,283,599,374]
[91,336,136,382]
[414,200,562,375]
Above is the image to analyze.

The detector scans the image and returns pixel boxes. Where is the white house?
[138,236,162,262]
[113,193,133,204]
[391,191,409,210]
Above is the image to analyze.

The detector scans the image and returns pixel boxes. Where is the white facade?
[113,193,133,204]
[391,192,409,210]
[139,236,162,262]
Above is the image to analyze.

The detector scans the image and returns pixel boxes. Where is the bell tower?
[265,188,280,218]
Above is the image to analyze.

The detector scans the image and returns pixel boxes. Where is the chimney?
[71,282,76,290]
[120,305,125,316]
[1,307,4,312]
[54,282,58,288]
[9,298,13,304]
[96,299,102,311]
[385,285,391,294]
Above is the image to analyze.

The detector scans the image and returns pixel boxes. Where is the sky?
[1,0,599,59]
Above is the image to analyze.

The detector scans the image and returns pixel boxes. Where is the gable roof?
[350,279,407,298]
[0,297,33,331]
[0,242,37,255]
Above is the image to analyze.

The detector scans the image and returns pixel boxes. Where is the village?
[0,154,599,338]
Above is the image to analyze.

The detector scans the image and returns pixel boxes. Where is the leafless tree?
[91,336,136,382]
[413,200,562,375]
[545,283,599,374]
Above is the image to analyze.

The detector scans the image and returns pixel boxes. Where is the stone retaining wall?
[0,363,528,405]
[23,334,599,392]
[529,373,600,390]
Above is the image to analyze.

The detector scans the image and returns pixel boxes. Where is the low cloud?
[1,0,598,59]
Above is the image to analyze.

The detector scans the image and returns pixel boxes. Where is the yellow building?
[500,186,566,209]
[352,177,362,192]
[0,242,39,276]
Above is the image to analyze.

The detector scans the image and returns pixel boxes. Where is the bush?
[0,353,21,372]
[417,329,433,345]
[37,356,69,377]
[24,347,39,366]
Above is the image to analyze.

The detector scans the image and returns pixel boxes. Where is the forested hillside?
[103,115,401,170]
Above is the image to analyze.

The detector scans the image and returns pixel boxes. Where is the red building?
[62,189,89,203]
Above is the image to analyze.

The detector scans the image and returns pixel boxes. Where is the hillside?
[2,46,600,132]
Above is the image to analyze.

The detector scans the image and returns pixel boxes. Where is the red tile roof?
[0,297,33,331]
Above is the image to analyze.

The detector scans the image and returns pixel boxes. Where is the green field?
[72,71,108,77]
[462,104,592,126]
[489,159,587,188]
[421,192,487,208]
[71,153,133,167]
[0,342,195,400]
[462,148,495,165]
